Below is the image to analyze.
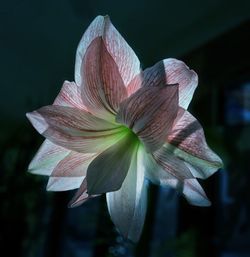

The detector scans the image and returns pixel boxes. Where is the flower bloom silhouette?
[27,15,223,242]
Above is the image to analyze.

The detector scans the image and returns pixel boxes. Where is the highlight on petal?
[86,130,139,195]
[106,144,148,242]
[128,59,198,109]
[51,151,96,177]
[26,105,127,153]
[166,108,223,179]
[47,176,84,191]
[75,15,140,87]
[81,37,127,119]
[53,80,87,110]
[117,83,178,152]
[28,139,70,176]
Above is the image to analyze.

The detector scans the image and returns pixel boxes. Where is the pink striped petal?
[28,81,85,176]
[86,132,138,195]
[53,80,87,110]
[166,108,223,178]
[68,179,89,207]
[81,37,127,119]
[26,105,126,153]
[127,59,198,109]
[51,151,96,177]
[106,145,148,242]
[28,139,70,176]
[117,84,179,152]
[126,74,142,96]
[152,144,194,180]
[142,148,210,206]
[75,15,140,87]
[160,59,198,109]
[68,178,98,208]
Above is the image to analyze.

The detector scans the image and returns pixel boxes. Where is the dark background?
[1,0,250,256]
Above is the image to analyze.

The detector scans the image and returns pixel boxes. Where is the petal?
[28,139,70,176]
[51,151,96,177]
[81,37,127,119]
[126,74,143,96]
[47,176,84,191]
[143,147,210,206]
[75,15,140,87]
[183,178,211,206]
[53,80,87,110]
[86,131,139,195]
[128,59,198,109]
[68,178,88,207]
[159,178,211,207]
[68,178,97,208]
[28,81,85,176]
[106,144,148,242]
[26,105,126,153]
[116,84,179,152]
[166,108,223,178]
[152,144,194,180]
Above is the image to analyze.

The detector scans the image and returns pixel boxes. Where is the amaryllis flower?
[26,15,223,242]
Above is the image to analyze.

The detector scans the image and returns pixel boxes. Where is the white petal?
[143,147,210,206]
[163,59,198,109]
[75,16,106,86]
[46,176,84,191]
[183,179,211,206]
[106,145,148,242]
[166,109,223,179]
[53,80,87,110]
[75,15,140,87]
[28,139,70,176]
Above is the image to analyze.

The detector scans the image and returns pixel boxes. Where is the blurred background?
[1,0,250,256]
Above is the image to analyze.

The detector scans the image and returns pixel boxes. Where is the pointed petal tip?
[26,110,48,134]
[103,14,110,20]
[27,168,51,177]
[187,197,211,207]
[67,195,91,208]
[183,178,212,207]
[46,180,55,191]
[67,199,80,208]
[27,168,42,175]
[46,177,83,191]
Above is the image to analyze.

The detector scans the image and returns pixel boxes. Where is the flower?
[26,15,223,242]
